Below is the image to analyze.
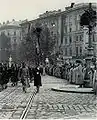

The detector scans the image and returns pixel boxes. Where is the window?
[76,47,78,56]
[64,26,67,33]
[70,48,72,56]
[51,31,53,35]
[80,47,82,55]
[69,15,72,23]
[65,48,67,56]
[69,36,72,44]
[14,39,16,43]
[80,35,82,41]
[8,32,10,36]
[76,36,78,41]
[65,37,67,44]
[14,31,16,35]
[1,31,5,35]
[69,27,72,32]
[93,34,95,42]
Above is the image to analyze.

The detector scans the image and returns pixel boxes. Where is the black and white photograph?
[0,0,97,119]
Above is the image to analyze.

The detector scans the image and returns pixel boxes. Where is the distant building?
[0,19,22,62]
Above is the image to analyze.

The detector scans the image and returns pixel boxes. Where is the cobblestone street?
[26,75,96,119]
[0,75,96,119]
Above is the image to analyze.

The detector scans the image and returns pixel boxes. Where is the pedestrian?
[76,63,84,88]
[33,65,42,93]
[84,63,92,87]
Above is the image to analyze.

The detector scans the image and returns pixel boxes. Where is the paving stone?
[57,104,64,110]
[0,76,96,119]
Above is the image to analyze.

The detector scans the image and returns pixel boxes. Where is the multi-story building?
[0,19,22,62]
[20,10,62,54]
[20,3,97,63]
[61,3,97,61]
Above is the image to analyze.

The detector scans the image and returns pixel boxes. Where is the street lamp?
[33,27,42,65]
[9,55,12,67]
[80,3,96,63]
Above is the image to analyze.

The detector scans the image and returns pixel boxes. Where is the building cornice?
[20,3,97,26]
[61,3,97,15]
[0,25,21,30]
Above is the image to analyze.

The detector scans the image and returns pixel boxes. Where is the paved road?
[0,75,96,119]
[26,75,96,119]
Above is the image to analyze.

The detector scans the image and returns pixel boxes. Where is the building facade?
[20,3,97,63]
[61,3,97,61]
[0,19,22,62]
[20,10,62,54]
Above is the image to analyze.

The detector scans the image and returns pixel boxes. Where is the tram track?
[20,88,37,119]
[0,86,20,102]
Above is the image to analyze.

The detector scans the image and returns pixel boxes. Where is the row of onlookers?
[45,61,97,94]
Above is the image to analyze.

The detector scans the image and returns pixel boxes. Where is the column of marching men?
[0,62,43,93]
[0,60,97,94]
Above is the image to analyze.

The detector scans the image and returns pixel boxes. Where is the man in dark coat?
[0,63,3,90]
[2,63,9,89]
[33,65,42,93]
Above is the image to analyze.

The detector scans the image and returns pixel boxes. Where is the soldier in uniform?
[18,62,30,93]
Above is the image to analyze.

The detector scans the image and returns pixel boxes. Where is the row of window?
[64,23,81,33]
[63,35,83,44]
[1,31,17,36]
[65,14,81,24]
[65,46,82,56]
[65,47,72,56]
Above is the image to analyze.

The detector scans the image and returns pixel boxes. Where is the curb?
[51,88,95,94]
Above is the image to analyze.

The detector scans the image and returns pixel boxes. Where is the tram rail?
[20,88,37,119]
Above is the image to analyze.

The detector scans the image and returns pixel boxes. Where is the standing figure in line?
[93,62,97,95]
[33,65,42,93]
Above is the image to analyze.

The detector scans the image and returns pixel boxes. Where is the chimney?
[6,20,9,24]
[3,22,5,25]
[71,3,75,8]
[12,19,15,21]
[46,11,48,13]
[58,9,61,12]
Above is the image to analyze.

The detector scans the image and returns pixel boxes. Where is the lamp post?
[80,3,96,64]
[9,55,12,67]
[80,3,96,87]
[33,27,42,66]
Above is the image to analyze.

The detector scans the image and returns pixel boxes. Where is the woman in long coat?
[33,66,42,93]
[76,64,84,87]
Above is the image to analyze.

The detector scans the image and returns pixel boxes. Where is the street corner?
[51,85,95,94]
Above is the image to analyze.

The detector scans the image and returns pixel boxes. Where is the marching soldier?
[18,62,30,93]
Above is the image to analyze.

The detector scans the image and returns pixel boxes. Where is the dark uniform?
[18,63,30,93]
[33,67,42,93]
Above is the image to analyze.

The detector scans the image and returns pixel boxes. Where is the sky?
[0,0,97,23]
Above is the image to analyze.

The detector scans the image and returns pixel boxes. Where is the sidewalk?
[51,83,94,94]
